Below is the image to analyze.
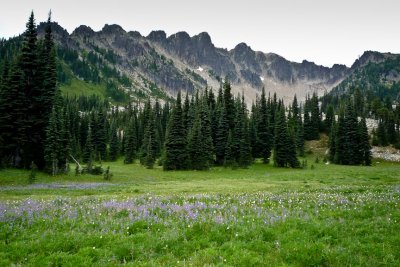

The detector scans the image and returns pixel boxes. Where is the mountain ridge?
[36,21,400,104]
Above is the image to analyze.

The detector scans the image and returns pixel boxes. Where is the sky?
[1,0,399,67]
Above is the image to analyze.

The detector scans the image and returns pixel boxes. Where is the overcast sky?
[1,0,399,67]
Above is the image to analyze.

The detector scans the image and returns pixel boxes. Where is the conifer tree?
[256,87,272,163]
[83,123,94,170]
[334,112,346,164]
[328,120,337,162]
[109,121,119,161]
[44,107,59,175]
[215,104,229,165]
[141,112,158,168]
[223,79,235,129]
[124,118,137,164]
[377,120,388,146]
[343,102,360,165]
[273,105,299,168]
[164,92,189,170]
[358,117,372,166]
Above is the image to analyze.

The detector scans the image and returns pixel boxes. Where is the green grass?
[60,78,107,99]
[0,159,399,266]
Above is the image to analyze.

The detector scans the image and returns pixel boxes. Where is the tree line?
[0,12,375,174]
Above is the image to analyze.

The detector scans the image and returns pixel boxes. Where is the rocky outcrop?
[37,22,399,102]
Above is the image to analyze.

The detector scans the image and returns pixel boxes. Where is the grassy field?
[0,158,399,266]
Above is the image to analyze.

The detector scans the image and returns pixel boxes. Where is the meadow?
[0,158,399,266]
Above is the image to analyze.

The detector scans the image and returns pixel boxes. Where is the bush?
[82,165,104,175]
[103,166,113,180]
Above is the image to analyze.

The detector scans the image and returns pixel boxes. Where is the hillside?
[323,51,400,106]
[37,22,352,104]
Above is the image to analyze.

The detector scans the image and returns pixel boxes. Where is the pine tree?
[188,98,214,170]
[164,92,189,170]
[324,104,334,134]
[0,62,26,166]
[343,102,360,165]
[44,107,59,175]
[310,92,321,138]
[237,95,252,167]
[124,118,137,164]
[141,112,158,168]
[109,121,119,161]
[223,79,235,129]
[328,120,337,162]
[358,117,372,166]
[256,87,272,163]
[224,130,237,167]
[273,106,299,168]
[83,123,94,171]
[334,112,346,164]
[215,104,229,165]
[377,119,388,146]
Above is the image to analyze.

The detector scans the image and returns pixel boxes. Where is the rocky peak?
[101,24,126,35]
[37,22,69,38]
[168,31,191,44]
[71,25,95,37]
[351,50,386,70]
[147,30,167,43]
[128,31,142,39]
[192,32,213,48]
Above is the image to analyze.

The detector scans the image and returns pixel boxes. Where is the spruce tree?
[256,87,272,163]
[334,112,346,164]
[377,119,388,146]
[109,121,119,161]
[124,118,137,164]
[164,92,189,170]
[358,117,372,166]
[343,102,360,165]
[141,112,158,168]
[273,105,299,168]
[44,107,59,175]
[328,120,337,162]
[215,104,229,165]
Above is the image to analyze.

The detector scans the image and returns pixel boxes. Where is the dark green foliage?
[164,92,189,170]
[103,166,113,180]
[188,97,214,170]
[0,12,58,170]
[324,104,334,134]
[377,120,388,146]
[333,112,346,164]
[330,104,371,166]
[273,105,299,168]
[303,93,320,140]
[359,118,372,166]
[223,79,235,130]
[215,104,229,165]
[124,118,137,164]
[342,102,360,165]
[83,123,95,171]
[256,88,272,163]
[109,121,119,161]
[141,111,158,169]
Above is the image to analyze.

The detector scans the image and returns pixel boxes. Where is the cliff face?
[38,22,398,103]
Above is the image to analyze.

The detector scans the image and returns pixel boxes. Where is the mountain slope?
[0,21,383,105]
[322,52,400,107]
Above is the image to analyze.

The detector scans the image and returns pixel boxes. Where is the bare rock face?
[39,22,398,103]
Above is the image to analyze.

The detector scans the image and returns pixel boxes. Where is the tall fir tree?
[164,92,189,170]
[124,118,137,164]
[109,121,119,161]
[273,105,299,168]
[256,87,272,163]
[141,111,158,168]
[358,117,372,166]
